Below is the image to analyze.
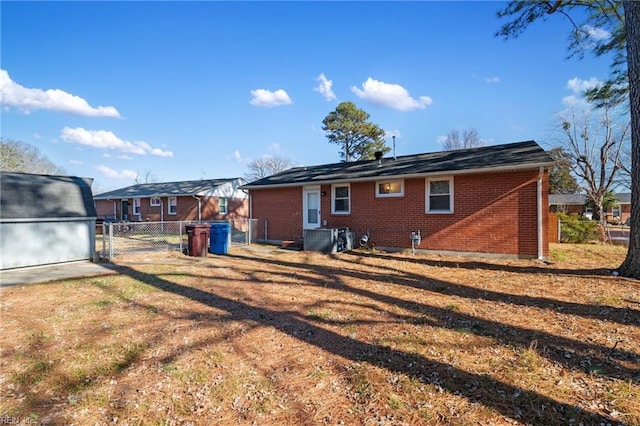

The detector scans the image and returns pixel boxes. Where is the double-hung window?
[133,198,141,216]
[332,184,350,214]
[426,177,454,213]
[218,197,228,214]
[376,180,404,197]
[168,196,177,215]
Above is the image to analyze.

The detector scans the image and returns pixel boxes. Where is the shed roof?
[93,178,245,200]
[242,140,553,189]
[0,172,96,219]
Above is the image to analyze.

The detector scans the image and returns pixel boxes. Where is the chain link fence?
[98,219,258,260]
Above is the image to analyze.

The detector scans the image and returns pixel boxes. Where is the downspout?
[537,166,544,260]
[192,195,202,222]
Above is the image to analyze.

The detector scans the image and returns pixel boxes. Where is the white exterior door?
[303,186,321,229]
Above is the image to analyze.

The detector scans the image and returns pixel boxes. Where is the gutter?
[192,195,202,221]
[537,166,544,260]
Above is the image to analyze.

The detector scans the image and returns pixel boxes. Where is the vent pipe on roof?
[392,135,396,160]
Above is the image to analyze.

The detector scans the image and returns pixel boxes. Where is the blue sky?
[1,1,613,193]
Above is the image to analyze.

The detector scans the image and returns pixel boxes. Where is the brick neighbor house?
[93,178,248,222]
[549,192,631,224]
[242,141,554,259]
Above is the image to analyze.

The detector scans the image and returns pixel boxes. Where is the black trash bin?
[186,224,211,257]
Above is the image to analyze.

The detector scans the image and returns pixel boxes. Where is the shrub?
[558,213,600,243]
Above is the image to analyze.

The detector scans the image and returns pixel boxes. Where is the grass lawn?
[1,243,639,425]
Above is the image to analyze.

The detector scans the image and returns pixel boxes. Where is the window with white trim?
[426,177,454,213]
[218,197,228,214]
[168,196,177,215]
[150,196,161,207]
[376,180,404,197]
[133,198,141,216]
[332,184,350,214]
[612,205,621,217]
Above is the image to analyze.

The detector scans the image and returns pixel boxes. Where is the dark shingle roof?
[549,192,631,205]
[93,178,243,199]
[242,141,553,189]
[0,172,96,219]
[616,193,631,204]
[549,194,587,205]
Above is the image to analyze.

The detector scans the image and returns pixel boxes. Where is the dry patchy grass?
[1,243,639,425]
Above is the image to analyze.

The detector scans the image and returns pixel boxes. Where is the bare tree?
[441,128,485,150]
[617,143,632,190]
[0,138,65,175]
[244,156,294,182]
[554,102,630,221]
[134,170,158,184]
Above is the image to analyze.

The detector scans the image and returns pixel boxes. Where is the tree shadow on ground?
[348,249,625,277]
[224,252,640,382]
[112,261,632,425]
[337,251,640,327]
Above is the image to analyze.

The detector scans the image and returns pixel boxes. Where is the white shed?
[0,172,97,270]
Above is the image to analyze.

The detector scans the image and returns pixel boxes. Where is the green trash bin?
[209,222,231,254]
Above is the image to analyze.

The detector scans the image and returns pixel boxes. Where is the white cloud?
[118,154,133,160]
[0,69,120,117]
[485,76,500,83]
[384,129,401,139]
[269,143,281,153]
[233,150,242,161]
[249,88,292,107]
[583,25,610,41]
[314,73,337,101]
[68,159,83,165]
[32,132,41,139]
[562,77,602,106]
[60,127,173,157]
[95,165,138,180]
[351,78,432,111]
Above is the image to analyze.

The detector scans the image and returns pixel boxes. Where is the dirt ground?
[1,243,638,425]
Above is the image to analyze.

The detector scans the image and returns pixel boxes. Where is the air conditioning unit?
[303,228,354,253]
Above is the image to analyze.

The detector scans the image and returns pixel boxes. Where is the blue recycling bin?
[209,222,231,254]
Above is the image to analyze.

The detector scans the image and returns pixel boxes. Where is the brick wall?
[250,168,549,258]
[94,196,248,222]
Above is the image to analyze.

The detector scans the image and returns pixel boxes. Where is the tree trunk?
[618,1,640,278]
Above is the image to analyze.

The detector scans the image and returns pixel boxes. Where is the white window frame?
[375,179,404,198]
[218,197,228,214]
[168,196,177,215]
[612,205,621,217]
[150,196,161,207]
[133,198,141,216]
[426,177,454,214]
[331,183,351,215]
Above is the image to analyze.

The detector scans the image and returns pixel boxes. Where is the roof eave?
[241,161,554,190]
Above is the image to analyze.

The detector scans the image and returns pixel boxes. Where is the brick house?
[549,192,631,224]
[93,178,248,222]
[242,141,554,259]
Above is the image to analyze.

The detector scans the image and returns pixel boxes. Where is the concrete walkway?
[0,261,122,287]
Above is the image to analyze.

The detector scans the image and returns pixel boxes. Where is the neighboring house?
[242,140,554,259]
[93,178,248,222]
[549,192,632,224]
[0,172,97,270]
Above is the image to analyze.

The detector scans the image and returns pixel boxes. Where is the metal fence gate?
[98,219,258,260]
